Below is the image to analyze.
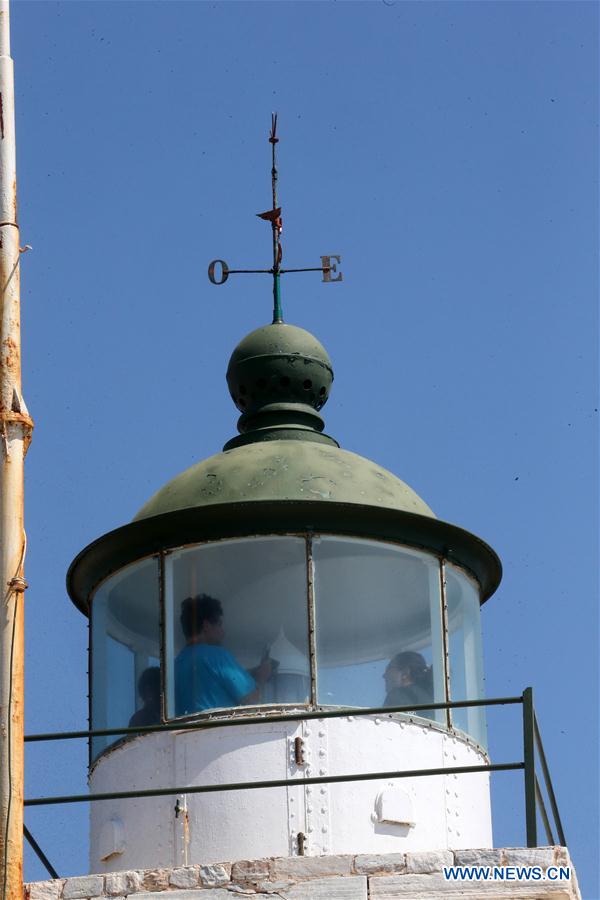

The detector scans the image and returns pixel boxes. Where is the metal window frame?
[88,553,162,766]
[440,559,452,729]
[159,535,313,723]
[306,535,318,708]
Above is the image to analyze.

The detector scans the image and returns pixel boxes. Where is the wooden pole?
[0,2,33,897]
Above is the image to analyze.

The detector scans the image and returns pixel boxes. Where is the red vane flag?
[256,207,283,262]
[256,207,282,225]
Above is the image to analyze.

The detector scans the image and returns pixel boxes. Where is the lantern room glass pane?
[313,537,445,724]
[91,557,160,760]
[446,562,487,747]
[164,537,309,718]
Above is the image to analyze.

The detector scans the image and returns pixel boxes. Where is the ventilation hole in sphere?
[239,385,247,396]
[280,376,291,387]
[303,379,313,390]
[319,386,327,396]
[239,398,246,408]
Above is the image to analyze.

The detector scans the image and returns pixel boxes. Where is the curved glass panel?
[446,562,486,747]
[91,557,160,760]
[313,536,445,724]
[164,537,309,718]
[88,537,484,751]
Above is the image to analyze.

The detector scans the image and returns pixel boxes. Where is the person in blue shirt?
[174,593,272,716]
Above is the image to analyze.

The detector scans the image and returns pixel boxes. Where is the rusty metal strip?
[306,536,318,707]
[440,560,452,729]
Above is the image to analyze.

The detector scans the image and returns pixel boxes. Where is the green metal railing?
[521,687,566,847]
[23,688,565,879]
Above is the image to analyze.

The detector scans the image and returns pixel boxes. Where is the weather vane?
[208,113,342,324]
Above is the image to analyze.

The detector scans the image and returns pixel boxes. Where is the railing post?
[522,686,537,847]
[533,713,566,846]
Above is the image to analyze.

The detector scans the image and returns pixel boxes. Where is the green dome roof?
[134,323,434,522]
[133,440,435,522]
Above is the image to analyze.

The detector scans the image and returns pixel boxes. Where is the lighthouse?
[62,117,509,875]
[23,120,581,899]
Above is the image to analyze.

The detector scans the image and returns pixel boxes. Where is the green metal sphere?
[227,322,333,417]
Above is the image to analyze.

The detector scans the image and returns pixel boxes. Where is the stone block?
[105,871,142,896]
[272,855,353,879]
[370,873,472,897]
[141,869,170,892]
[198,864,230,887]
[230,858,271,882]
[503,847,555,869]
[353,853,406,875]
[26,880,64,900]
[553,847,570,867]
[252,880,295,894]
[138,893,232,900]
[62,875,104,899]
[168,867,199,889]
[370,871,580,898]
[284,876,367,899]
[226,891,276,899]
[453,848,504,868]
[405,850,453,874]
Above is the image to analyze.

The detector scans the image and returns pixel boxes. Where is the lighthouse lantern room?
[67,319,500,871]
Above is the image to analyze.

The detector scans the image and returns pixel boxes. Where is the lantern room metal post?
[0,3,32,897]
[522,686,537,848]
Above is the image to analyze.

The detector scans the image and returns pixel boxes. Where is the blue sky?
[12,1,598,895]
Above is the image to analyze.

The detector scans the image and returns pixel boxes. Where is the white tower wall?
[89,716,492,873]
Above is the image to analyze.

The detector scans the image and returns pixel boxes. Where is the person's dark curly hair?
[180,594,223,639]
[137,665,160,699]
[389,651,430,683]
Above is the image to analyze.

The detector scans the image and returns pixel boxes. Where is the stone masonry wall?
[25,848,580,900]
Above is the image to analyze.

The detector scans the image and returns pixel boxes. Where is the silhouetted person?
[129,666,161,727]
[384,651,434,718]
[174,594,271,716]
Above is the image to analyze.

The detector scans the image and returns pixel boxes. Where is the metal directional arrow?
[208,113,342,324]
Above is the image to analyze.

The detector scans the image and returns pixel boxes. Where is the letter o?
[208,260,229,285]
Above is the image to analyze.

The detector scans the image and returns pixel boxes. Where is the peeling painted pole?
[0,2,32,898]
